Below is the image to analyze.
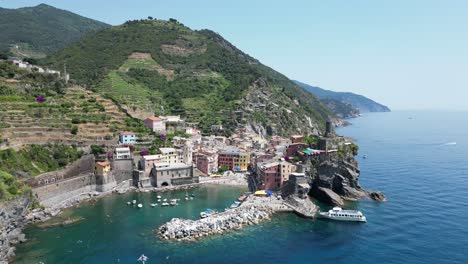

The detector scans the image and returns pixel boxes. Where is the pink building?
[285,143,308,158]
[144,117,166,133]
[257,161,296,190]
[193,152,218,175]
[138,155,163,175]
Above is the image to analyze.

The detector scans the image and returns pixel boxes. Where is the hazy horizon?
[1,0,467,111]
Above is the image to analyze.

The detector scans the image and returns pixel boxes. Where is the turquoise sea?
[15,111,468,263]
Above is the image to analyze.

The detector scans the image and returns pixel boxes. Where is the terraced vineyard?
[0,86,129,150]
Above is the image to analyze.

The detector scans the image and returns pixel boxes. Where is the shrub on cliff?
[0,170,25,201]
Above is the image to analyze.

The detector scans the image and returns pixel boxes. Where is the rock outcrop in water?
[309,137,384,205]
[158,206,272,241]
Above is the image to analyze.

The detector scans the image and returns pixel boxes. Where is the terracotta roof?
[96,161,110,167]
[146,116,162,121]
[120,131,135,135]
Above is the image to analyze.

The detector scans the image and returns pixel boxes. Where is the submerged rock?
[368,191,386,202]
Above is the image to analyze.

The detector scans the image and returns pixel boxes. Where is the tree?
[148,16,153,20]
[71,126,78,135]
[218,164,229,174]
[0,53,7,60]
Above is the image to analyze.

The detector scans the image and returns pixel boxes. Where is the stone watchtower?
[324,120,335,138]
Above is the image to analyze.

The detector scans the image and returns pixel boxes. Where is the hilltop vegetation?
[0,61,145,148]
[45,19,332,136]
[0,4,110,58]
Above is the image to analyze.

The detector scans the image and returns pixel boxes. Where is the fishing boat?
[132,200,137,204]
[137,203,143,208]
[200,208,217,218]
[162,202,170,206]
[170,199,178,206]
[157,195,162,199]
[157,199,161,202]
[150,203,157,207]
[163,198,167,202]
[127,201,131,205]
[319,207,367,222]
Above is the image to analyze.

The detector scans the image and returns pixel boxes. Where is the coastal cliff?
[309,140,385,205]
[0,195,30,263]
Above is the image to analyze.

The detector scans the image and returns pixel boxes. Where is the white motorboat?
[157,199,162,202]
[163,198,167,202]
[150,203,157,207]
[127,201,131,205]
[319,207,366,222]
[200,208,217,218]
[162,202,169,206]
[169,199,178,206]
[137,203,143,208]
[132,200,137,205]
[157,195,162,199]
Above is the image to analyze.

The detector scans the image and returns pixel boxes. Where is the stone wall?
[112,159,134,183]
[27,154,95,188]
[33,174,97,207]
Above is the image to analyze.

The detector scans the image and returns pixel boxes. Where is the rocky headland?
[310,140,386,205]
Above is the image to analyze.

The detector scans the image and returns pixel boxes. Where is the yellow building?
[95,161,111,175]
[233,152,251,171]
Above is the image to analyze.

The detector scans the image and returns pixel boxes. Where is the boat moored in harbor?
[319,207,367,222]
[200,209,217,218]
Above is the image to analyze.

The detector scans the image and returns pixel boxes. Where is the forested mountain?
[294,80,390,113]
[0,4,110,58]
[44,19,333,136]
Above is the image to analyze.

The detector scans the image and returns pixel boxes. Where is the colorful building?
[95,161,111,176]
[144,117,166,133]
[193,152,218,175]
[119,131,137,144]
[257,160,296,190]
[218,148,251,171]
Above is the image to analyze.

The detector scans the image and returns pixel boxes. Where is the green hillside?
[45,19,332,136]
[0,4,110,58]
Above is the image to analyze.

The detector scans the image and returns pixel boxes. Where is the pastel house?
[95,161,111,176]
[144,117,166,133]
[119,131,136,144]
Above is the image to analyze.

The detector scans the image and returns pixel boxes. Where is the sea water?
[14,111,468,263]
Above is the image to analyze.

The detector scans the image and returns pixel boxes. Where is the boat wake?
[442,142,457,146]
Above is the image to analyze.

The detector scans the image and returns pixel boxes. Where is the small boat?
[163,198,167,202]
[230,201,241,209]
[200,208,217,218]
[162,202,169,206]
[138,254,148,263]
[150,203,157,207]
[185,197,189,201]
[157,199,162,202]
[363,155,368,159]
[127,201,131,205]
[137,204,143,208]
[157,195,162,199]
[190,197,194,200]
[132,200,137,205]
[170,199,178,206]
[319,207,366,222]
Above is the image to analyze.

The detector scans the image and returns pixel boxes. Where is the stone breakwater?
[158,206,272,241]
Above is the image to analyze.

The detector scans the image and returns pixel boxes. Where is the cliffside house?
[257,160,297,190]
[95,161,111,176]
[149,163,197,187]
[218,147,251,172]
[144,116,166,133]
[115,147,131,160]
[119,131,137,144]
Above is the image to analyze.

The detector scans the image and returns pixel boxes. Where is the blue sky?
[1,0,467,110]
